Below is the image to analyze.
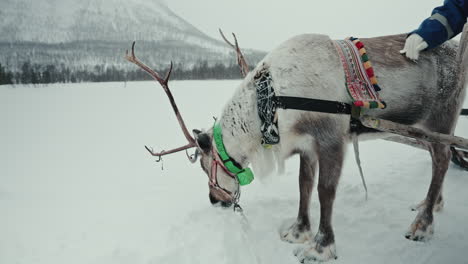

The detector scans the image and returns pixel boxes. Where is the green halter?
[213,123,254,186]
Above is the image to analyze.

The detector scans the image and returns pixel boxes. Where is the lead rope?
[351,106,368,200]
[352,133,368,200]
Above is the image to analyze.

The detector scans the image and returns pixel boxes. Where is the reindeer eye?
[196,133,211,152]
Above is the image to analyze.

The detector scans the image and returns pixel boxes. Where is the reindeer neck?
[218,84,261,167]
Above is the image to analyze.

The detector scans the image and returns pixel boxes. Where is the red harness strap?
[208,146,238,203]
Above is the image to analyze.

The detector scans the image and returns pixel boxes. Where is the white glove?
[399,34,429,61]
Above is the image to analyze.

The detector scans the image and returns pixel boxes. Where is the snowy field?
[2,80,468,264]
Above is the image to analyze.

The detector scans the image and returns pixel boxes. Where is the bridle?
[208,145,241,207]
[206,122,255,209]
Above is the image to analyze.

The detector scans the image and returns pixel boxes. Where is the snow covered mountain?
[1,0,220,49]
[0,0,265,73]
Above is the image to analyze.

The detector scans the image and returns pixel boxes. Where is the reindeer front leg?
[295,141,344,262]
[281,155,316,243]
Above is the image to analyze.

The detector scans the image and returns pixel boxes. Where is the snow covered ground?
[2,80,468,264]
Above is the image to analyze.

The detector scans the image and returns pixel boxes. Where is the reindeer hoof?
[280,219,312,244]
[405,214,434,242]
[294,242,337,263]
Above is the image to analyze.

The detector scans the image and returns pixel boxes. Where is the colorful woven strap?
[333,37,386,109]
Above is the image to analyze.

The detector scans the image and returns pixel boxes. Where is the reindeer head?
[125,31,250,209]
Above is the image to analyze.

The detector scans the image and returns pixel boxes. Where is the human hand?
[399,34,428,61]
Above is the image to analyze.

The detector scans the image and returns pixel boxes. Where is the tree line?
[0,61,249,85]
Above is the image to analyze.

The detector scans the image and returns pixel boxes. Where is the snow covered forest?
[0,61,256,85]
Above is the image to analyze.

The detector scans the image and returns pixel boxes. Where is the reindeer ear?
[193,129,211,153]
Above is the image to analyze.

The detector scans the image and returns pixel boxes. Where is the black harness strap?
[276,96,352,115]
[277,95,468,117]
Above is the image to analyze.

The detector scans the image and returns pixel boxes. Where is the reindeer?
[126,25,467,262]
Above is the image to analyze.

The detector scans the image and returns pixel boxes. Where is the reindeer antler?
[219,29,249,77]
[126,41,197,161]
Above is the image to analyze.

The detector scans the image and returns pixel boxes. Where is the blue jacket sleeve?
[412,0,468,49]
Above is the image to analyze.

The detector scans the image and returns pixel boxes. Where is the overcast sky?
[167,0,444,51]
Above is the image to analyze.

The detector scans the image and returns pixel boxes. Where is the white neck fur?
[219,79,283,178]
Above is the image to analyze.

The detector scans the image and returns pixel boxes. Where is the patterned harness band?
[333,37,386,109]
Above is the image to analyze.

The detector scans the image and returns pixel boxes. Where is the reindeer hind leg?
[406,142,450,241]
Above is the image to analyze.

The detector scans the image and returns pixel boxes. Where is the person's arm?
[401,0,467,60]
